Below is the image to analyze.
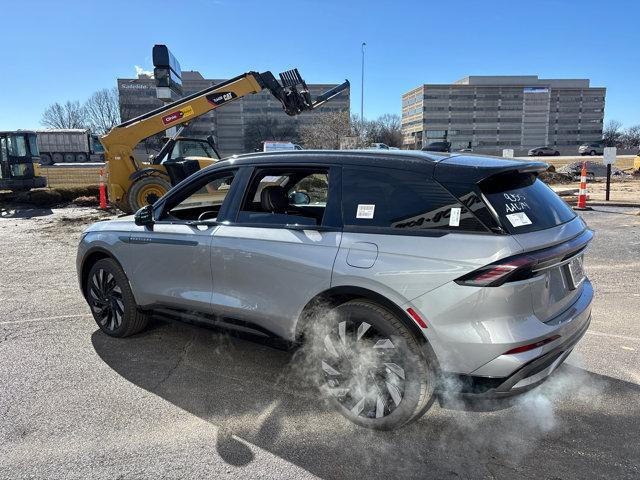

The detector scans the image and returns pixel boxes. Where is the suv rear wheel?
[86,258,150,337]
[317,300,436,430]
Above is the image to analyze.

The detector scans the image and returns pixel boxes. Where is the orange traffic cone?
[573,162,592,211]
[99,169,108,210]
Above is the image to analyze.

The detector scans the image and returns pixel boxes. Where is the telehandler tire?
[127,176,171,212]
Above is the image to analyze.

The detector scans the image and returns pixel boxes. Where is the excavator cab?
[0,131,47,192]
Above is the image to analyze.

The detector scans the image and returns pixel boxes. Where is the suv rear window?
[342,166,488,232]
[480,172,576,234]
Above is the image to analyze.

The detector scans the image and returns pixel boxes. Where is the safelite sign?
[162,105,194,125]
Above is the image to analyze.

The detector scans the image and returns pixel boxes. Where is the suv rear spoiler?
[433,155,548,184]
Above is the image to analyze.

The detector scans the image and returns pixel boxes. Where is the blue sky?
[2,0,638,130]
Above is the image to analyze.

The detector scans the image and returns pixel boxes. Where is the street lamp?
[361,42,366,122]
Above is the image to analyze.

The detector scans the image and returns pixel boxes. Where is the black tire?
[317,300,436,430]
[590,150,596,156]
[39,153,53,166]
[127,175,172,212]
[76,152,88,163]
[52,152,64,164]
[86,258,150,337]
[554,151,560,156]
[63,153,75,163]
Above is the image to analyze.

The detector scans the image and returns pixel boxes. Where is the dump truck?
[36,129,105,165]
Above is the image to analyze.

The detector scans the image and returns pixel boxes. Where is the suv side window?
[236,167,331,227]
[162,169,237,222]
[342,166,488,232]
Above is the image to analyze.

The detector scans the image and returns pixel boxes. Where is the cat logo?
[206,91,237,107]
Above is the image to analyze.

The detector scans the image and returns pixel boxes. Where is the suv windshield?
[480,172,576,234]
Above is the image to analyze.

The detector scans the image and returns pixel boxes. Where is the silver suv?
[77,150,593,429]
[579,143,605,156]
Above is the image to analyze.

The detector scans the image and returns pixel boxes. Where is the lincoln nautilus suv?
[77,150,593,429]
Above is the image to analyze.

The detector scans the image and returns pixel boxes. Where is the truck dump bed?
[36,129,90,154]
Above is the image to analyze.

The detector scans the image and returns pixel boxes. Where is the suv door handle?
[285,224,336,232]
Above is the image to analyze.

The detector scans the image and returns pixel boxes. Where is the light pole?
[361,42,366,122]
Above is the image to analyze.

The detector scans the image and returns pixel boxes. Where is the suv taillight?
[455,256,532,287]
[455,230,593,287]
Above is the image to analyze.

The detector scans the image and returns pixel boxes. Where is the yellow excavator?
[101,69,349,212]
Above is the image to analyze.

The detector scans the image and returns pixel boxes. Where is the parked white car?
[263,141,302,152]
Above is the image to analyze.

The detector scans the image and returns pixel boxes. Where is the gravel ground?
[0,204,639,479]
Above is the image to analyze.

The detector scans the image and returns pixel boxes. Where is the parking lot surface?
[1,205,639,479]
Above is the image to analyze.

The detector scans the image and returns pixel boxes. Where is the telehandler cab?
[101,69,349,212]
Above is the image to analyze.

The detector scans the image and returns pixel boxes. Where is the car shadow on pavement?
[92,318,640,480]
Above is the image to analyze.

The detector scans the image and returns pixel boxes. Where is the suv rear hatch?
[436,155,592,323]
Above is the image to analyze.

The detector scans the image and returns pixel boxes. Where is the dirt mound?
[539,171,574,185]
[72,196,99,207]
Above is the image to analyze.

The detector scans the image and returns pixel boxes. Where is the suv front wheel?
[317,300,436,429]
[86,258,150,337]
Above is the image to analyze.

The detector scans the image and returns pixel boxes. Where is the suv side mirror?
[289,191,311,205]
[134,204,155,228]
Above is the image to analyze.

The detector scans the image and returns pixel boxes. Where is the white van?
[263,141,303,152]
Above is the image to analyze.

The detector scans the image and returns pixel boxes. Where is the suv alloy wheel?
[317,300,436,429]
[86,258,150,337]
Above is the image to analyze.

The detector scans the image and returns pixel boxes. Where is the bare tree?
[344,114,403,148]
[84,87,121,134]
[367,114,403,147]
[40,101,88,129]
[603,120,623,147]
[348,115,370,147]
[299,111,350,149]
[244,115,299,152]
[620,125,640,149]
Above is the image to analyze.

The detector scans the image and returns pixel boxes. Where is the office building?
[401,75,605,154]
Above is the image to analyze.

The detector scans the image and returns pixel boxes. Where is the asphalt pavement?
[0,205,639,479]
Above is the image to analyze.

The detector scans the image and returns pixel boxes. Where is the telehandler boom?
[101,69,349,212]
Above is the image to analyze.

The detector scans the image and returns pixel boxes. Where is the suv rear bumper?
[449,279,593,398]
[455,312,590,398]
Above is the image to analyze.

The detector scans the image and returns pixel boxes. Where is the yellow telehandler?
[101,69,349,212]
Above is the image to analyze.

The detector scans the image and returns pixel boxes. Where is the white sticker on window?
[449,207,461,227]
[506,212,532,227]
[356,204,375,219]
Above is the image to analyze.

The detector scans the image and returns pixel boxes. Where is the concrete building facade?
[401,75,605,155]
[118,71,349,158]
